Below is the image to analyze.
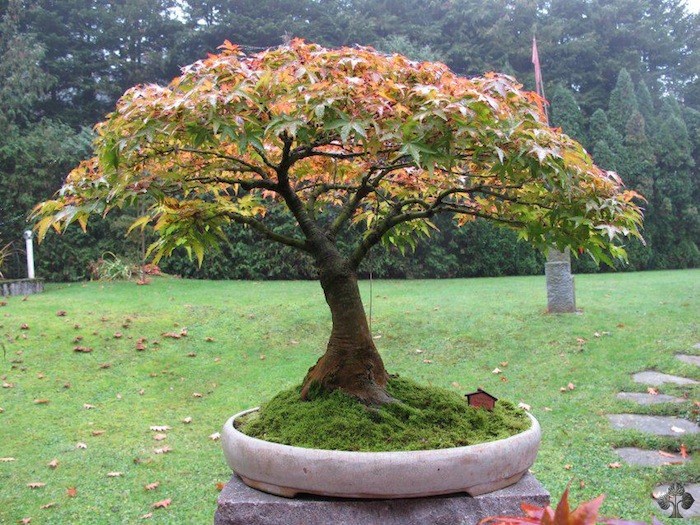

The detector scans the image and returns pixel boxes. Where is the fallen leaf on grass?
[37,373,45,379]
[40,502,56,509]
[34,399,50,405]
[681,444,688,458]
[192,392,203,398]
[647,387,659,395]
[671,426,686,434]
[20,323,29,330]
[499,361,509,367]
[73,346,93,353]
[150,425,171,432]
[144,482,160,491]
[153,433,167,441]
[113,332,123,339]
[491,367,502,374]
[141,513,153,519]
[27,482,46,489]
[98,363,111,369]
[152,498,171,509]
[518,402,531,411]
[91,430,106,437]
[567,382,575,390]
[544,407,552,412]
[209,432,221,441]
[182,417,192,424]
[153,445,172,455]
[576,337,586,345]
[3,382,15,388]
[76,442,87,449]
[564,464,572,470]
[83,404,95,410]
[66,487,77,497]
[422,359,432,364]
[47,459,58,469]
[216,482,225,491]
[0,457,16,462]
[608,462,622,468]
[56,311,66,317]
[205,337,214,342]
[187,352,196,358]
[0,407,4,413]
[19,518,31,524]
[107,472,122,477]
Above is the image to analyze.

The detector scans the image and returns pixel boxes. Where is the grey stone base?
[0,278,44,297]
[215,473,549,525]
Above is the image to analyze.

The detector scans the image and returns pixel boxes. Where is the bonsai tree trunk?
[300,253,391,405]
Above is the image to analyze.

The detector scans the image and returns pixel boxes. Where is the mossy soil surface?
[238,377,530,451]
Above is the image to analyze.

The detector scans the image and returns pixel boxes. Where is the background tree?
[34,41,643,403]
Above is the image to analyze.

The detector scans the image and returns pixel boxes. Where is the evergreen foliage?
[0,0,697,280]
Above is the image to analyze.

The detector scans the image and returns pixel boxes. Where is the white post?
[23,230,35,279]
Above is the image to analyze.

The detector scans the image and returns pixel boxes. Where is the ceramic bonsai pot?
[221,408,541,499]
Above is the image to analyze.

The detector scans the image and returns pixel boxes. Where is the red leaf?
[66,487,77,497]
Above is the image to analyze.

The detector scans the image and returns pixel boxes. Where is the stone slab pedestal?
[545,248,575,313]
[0,278,44,297]
[214,473,549,525]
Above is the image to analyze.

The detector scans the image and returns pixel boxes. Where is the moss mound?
[237,377,530,452]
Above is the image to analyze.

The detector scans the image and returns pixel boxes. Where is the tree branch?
[224,211,311,253]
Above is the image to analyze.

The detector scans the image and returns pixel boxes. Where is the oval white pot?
[222,408,541,499]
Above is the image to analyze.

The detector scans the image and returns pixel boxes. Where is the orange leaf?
[66,487,77,498]
[47,459,59,469]
[680,444,688,458]
[144,482,160,491]
[152,498,172,509]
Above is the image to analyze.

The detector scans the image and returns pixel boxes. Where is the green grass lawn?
[1,270,698,524]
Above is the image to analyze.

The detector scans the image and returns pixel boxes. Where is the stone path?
[676,354,700,366]
[614,447,690,467]
[615,392,684,405]
[652,483,700,519]
[610,344,698,485]
[632,371,698,386]
[608,414,699,436]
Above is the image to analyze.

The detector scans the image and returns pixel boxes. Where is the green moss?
[237,377,530,451]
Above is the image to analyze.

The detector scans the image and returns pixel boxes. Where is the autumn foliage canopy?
[34,39,642,267]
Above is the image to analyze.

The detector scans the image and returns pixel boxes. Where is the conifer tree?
[550,84,586,143]
[608,69,638,135]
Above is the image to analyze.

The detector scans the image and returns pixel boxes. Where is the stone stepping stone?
[694,343,700,350]
[614,447,689,467]
[616,392,685,405]
[608,414,699,436]
[676,354,700,367]
[652,483,700,518]
[632,371,698,387]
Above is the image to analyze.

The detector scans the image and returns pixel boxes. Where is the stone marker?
[632,371,699,387]
[616,392,685,405]
[693,343,700,350]
[614,447,690,467]
[214,473,550,525]
[608,414,699,436]
[676,354,700,367]
[545,248,575,313]
[652,483,700,519]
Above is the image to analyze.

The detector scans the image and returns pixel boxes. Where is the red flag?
[531,36,549,123]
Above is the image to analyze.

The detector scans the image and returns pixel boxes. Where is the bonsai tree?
[33,40,642,405]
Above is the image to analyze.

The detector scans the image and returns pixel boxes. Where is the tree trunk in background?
[300,256,391,405]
